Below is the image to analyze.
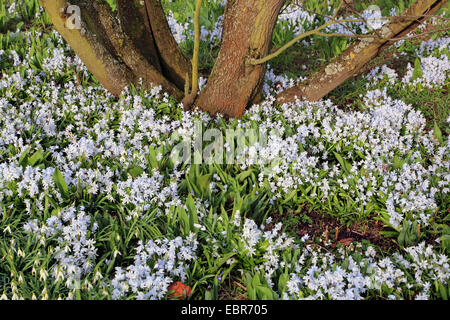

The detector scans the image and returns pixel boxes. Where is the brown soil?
[218,282,249,300]
[267,205,398,251]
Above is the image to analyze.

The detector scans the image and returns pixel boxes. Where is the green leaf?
[186,194,199,231]
[281,190,297,204]
[18,147,31,167]
[392,155,404,170]
[212,277,219,300]
[252,273,261,288]
[355,150,365,160]
[237,170,253,182]
[197,173,212,196]
[278,273,289,293]
[439,283,448,300]
[247,284,256,300]
[208,252,236,273]
[204,289,213,300]
[255,286,276,300]
[179,207,190,235]
[398,228,406,247]
[53,168,69,198]
[433,121,443,145]
[127,165,144,178]
[147,146,159,169]
[333,152,351,174]
[411,57,423,81]
[28,150,44,166]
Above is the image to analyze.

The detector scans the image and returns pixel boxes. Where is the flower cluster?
[282,241,449,300]
[111,234,198,300]
[0,0,448,300]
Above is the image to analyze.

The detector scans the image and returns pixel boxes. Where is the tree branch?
[248,18,365,65]
[144,0,192,91]
[275,0,446,105]
[191,0,203,96]
[182,0,203,110]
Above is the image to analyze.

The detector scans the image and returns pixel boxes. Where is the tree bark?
[116,0,162,72]
[40,0,133,96]
[145,0,192,91]
[81,0,184,98]
[40,0,189,98]
[195,0,286,118]
[275,0,445,105]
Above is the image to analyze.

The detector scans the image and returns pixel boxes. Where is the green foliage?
[0,0,448,301]
[245,272,279,300]
[397,220,421,248]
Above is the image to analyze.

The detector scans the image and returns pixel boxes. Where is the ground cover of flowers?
[0,0,449,300]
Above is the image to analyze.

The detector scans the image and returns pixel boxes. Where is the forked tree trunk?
[194,0,286,118]
[40,0,190,98]
[145,0,192,90]
[41,0,444,118]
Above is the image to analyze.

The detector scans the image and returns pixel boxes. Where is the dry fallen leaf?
[168,281,192,300]
[331,237,354,249]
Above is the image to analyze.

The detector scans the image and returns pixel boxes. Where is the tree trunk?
[40,0,133,96]
[40,0,190,97]
[41,0,444,118]
[275,0,445,105]
[195,0,286,118]
[116,0,162,73]
[145,0,192,91]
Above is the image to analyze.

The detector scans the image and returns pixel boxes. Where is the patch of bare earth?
[267,205,397,251]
